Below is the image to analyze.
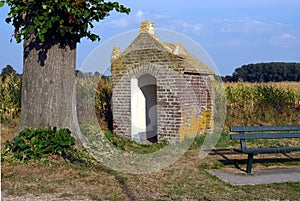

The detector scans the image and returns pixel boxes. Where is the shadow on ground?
[209,148,300,173]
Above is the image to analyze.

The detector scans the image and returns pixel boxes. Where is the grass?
[80,124,169,154]
[104,131,169,154]
[1,124,300,200]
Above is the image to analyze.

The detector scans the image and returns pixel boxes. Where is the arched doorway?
[131,74,157,142]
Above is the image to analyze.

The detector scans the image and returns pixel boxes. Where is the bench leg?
[246,153,254,174]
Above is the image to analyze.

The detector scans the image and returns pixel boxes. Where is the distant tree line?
[3,62,300,83]
[1,65,21,81]
[75,70,102,78]
[222,62,300,82]
[0,65,103,79]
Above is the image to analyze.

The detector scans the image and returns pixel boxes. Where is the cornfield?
[75,76,112,132]
[0,74,22,124]
[1,74,299,131]
[224,82,300,129]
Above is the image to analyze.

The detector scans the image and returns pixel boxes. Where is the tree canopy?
[1,65,20,80]
[2,1,130,146]
[223,62,300,82]
[4,0,130,47]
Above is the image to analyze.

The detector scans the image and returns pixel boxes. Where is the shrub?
[3,127,75,162]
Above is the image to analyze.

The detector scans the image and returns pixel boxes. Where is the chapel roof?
[111,21,214,75]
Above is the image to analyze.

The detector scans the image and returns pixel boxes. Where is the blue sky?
[1,0,300,75]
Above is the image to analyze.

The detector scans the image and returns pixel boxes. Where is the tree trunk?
[19,37,85,147]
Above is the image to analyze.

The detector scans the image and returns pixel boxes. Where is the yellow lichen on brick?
[179,109,213,141]
[179,110,200,140]
[197,109,213,134]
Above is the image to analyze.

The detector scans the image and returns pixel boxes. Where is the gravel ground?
[1,193,92,201]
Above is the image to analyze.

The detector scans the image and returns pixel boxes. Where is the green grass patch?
[104,131,169,154]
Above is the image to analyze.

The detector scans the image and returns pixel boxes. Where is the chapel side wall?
[182,73,214,135]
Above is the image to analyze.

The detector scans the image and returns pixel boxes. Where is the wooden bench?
[230,126,300,174]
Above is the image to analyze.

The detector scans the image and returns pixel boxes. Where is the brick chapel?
[110,21,215,143]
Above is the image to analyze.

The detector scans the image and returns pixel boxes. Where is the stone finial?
[111,46,121,62]
[173,43,186,56]
[140,21,155,34]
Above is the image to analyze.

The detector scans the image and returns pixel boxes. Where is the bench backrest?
[230,126,300,140]
[230,126,300,132]
[230,132,300,140]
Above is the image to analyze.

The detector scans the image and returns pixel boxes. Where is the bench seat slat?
[230,132,300,140]
[235,147,300,154]
[230,126,300,132]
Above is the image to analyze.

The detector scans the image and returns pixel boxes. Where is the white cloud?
[135,10,145,20]
[219,19,274,34]
[215,18,300,48]
[175,20,203,33]
[270,33,300,48]
[133,10,168,22]
[224,39,242,47]
[282,33,295,39]
[110,18,130,28]
[153,14,168,20]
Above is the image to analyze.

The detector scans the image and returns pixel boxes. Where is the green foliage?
[189,135,205,150]
[4,0,130,45]
[223,62,300,82]
[0,73,22,123]
[3,127,75,162]
[189,132,237,150]
[215,131,239,148]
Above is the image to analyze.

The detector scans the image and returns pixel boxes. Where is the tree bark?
[19,36,85,147]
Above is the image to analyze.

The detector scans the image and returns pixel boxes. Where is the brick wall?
[111,32,214,142]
